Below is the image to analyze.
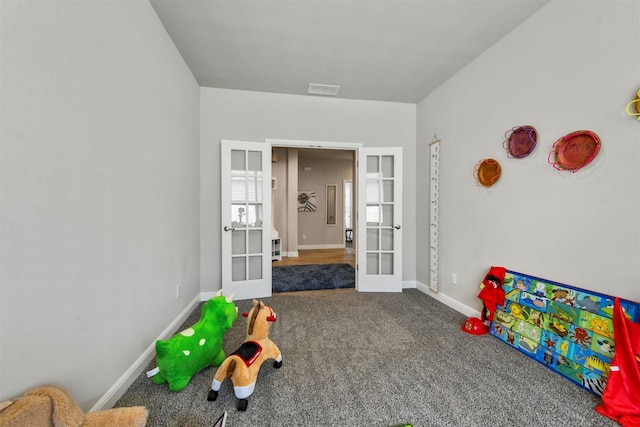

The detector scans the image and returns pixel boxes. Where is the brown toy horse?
[207,299,282,411]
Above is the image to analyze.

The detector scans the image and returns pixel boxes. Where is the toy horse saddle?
[232,341,262,367]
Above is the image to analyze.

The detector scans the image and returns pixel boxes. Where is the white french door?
[357,147,403,292]
[221,140,272,300]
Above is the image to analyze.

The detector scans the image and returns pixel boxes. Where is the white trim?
[286,251,299,258]
[298,244,345,250]
[91,294,201,411]
[415,281,481,318]
[266,138,362,150]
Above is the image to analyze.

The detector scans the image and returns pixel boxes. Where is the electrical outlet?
[176,283,181,299]
[450,273,457,285]
[302,234,306,240]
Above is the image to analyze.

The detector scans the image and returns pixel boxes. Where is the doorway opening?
[271,146,355,269]
[221,139,403,298]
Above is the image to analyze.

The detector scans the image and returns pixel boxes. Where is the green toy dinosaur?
[148,291,238,391]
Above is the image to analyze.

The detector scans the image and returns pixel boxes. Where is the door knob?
[394,225,401,230]
[224,226,235,232]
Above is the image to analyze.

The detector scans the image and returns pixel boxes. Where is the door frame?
[268,139,403,293]
[267,138,361,269]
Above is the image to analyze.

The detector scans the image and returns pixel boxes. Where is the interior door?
[221,140,272,300]
[357,147,403,292]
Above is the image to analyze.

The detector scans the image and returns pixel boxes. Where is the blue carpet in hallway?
[272,263,355,293]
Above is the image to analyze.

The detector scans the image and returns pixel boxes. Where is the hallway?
[272,247,355,268]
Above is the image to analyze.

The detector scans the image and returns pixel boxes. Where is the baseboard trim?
[285,251,299,258]
[92,294,201,411]
[415,281,480,318]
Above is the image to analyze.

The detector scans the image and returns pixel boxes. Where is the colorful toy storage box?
[489,270,640,396]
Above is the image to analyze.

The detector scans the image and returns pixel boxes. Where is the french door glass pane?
[366,179,380,203]
[246,177,263,202]
[366,205,381,226]
[232,230,246,255]
[381,155,394,177]
[246,204,263,228]
[367,228,379,250]
[382,205,393,227]
[232,257,246,281]
[248,256,262,280]
[381,229,394,251]
[248,230,262,253]
[247,151,262,174]
[382,180,394,202]
[231,177,246,202]
[231,204,247,227]
[367,253,379,274]
[367,156,379,174]
[381,253,394,275]
[231,150,245,173]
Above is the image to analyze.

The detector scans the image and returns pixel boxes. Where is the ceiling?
[150,0,549,104]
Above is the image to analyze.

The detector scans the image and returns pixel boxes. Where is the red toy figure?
[477,266,506,323]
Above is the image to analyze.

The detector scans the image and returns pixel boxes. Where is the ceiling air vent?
[307,83,340,96]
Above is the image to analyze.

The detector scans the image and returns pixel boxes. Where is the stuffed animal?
[148,291,238,391]
[0,385,148,427]
[207,299,282,411]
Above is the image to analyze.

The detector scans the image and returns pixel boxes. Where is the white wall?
[0,1,200,409]
[417,0,640,314]
[200,88,416,293]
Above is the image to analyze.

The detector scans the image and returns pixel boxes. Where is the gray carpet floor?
[115,289,616,427]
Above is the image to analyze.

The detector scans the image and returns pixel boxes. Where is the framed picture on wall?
[326,184,337,225]
[298,191,317,212]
